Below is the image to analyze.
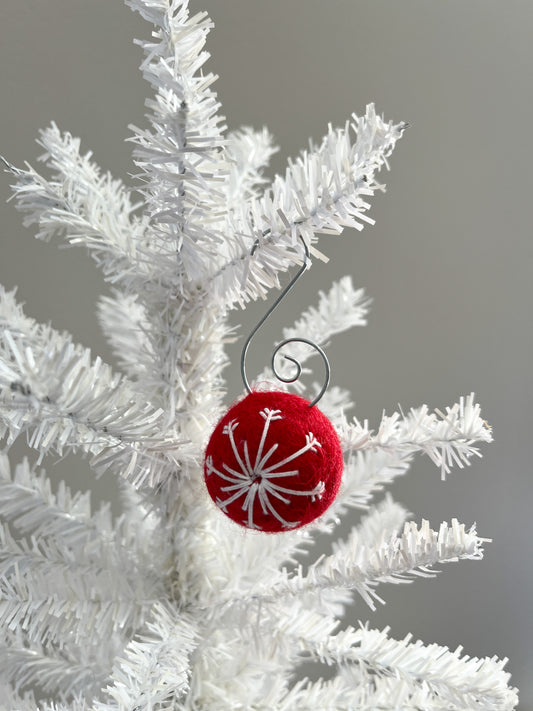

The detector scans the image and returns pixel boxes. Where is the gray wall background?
[0,1,531,706]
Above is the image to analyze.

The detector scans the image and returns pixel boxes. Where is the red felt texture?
[204,391,343,532]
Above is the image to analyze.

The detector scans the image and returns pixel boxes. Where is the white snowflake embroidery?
[206,407,325,529]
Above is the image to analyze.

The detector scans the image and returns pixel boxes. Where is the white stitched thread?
[208,409,323,529]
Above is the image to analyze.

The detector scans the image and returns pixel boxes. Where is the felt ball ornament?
[204,390,343,532]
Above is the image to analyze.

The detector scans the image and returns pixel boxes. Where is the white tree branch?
[0,520,164,647]
[95,603,198,711]
[0,286,192,486]
[340,393,493,479]
[2,126,150,285]
[211,104,405,305]
[97,290,152,381]
[218,519,487,612]
[226,126,278,208]
[0,631,107,699]
[126,0,229,289]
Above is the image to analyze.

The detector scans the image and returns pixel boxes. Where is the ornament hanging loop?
[240,236,330,408]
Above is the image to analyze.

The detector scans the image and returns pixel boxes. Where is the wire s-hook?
[240,236,330,408]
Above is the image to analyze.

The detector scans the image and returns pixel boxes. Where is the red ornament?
[204,391,343,532]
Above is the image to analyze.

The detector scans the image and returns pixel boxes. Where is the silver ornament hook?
[240,235,330,408]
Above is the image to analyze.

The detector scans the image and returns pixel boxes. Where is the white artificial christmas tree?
[0,1,518,708]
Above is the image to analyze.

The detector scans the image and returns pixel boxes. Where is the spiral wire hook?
[240,236,330,408]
